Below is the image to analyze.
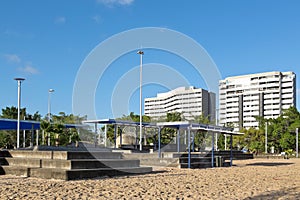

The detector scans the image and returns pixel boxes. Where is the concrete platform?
[0,150,152,180]
[123,151,253,168]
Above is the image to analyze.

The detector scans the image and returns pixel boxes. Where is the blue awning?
[0,118,86,130]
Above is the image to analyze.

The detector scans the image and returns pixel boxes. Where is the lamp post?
[48,89,54,122]
[137,50,144,151]
[14,77,25,149]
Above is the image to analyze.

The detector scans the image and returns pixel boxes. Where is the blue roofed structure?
[0,118,85,130]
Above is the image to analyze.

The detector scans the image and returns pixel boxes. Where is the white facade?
[219,71,296,130]
[144,86,216,121]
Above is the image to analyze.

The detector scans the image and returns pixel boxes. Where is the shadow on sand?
[246,162,294,167]
[243,187,300,200]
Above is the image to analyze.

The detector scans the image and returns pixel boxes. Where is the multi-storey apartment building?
[219,71,296,130]
[144,86,216,121]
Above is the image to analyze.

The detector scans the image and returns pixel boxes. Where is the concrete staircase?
[124,150,253,168]
[0,150,152,180]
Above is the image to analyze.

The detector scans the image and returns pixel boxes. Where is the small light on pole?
[14,77,25,149]
[137,50,144,151]
[48,89,54,122]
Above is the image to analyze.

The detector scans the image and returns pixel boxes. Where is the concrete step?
[0,157,9,165]
[41,159,140,169]
[30,167,153,180]
[0,150,11,157]
[8,151,53,159]
[138,158,180,167]
[123,153,160,160]
[173,151,254,160]
[6,151,123,160]
[34,144,112,152]
[172,152,208,158]
[179,157,212,163]
[4,158,41,168]
[52,151,123,160]
[180,162,212,169]
[0,166,33,177]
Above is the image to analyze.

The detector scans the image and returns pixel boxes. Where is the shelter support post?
[192,132,195,152]
[144,127,147,145]
[135,126,138,149]
[158,127,161,158]
[30,124,34,147]
[36,130,39,146]
[230,134,233,167]
[177,128,180,153]
[211,132,214,168]
[119,126,122,148]
[188,126,191,169]
[104,124,107,147]
[224,134,227,150]
[94,123,98,147]
[184,130,187,145]
[215,132,218,151]
[23,129,26,148]
[114,124,117,148]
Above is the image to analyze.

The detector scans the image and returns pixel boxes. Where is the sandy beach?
[0,158,299,200]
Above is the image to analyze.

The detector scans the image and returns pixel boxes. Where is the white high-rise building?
[144,86,216,121]
[219,71,296,130]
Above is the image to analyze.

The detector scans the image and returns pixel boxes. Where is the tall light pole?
[14,77,25,149]
[137,50,144,151]
[48,89,54,122]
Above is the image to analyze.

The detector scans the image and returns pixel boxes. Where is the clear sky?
[1,0,300,120]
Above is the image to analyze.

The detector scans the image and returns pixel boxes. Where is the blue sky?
[1,0,300,119]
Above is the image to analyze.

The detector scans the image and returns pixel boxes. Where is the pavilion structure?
[83,119,244,168]
[0,118,86,147]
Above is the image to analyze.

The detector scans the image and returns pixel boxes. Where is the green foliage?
[100,112,152,144]
[235,106,300,154]
[0,106,41,148]
[160,112,182,144]
[42,112,86,146]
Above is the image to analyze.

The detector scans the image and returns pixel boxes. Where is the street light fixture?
[14,77,25,149]
[48,89,55,122]
[137,50,144,151]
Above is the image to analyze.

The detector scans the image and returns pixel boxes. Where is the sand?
[0,158,300,200]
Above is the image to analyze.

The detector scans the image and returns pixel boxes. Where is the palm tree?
[52,123,64,146]
[40,120,51,146]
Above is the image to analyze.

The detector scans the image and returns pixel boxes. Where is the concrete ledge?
[31,167,153,180]
[41,159,140,169]
[138,158,180,167]
[52,151,123,160]
[0,157,9,165]
[0,150,11,157]
[179,157,212,163]
[9,151,53,159]
[5,158,41,168]
[180,163,212,169]
[0,166,32,177]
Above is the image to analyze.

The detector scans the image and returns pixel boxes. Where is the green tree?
[40,120,51,145]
